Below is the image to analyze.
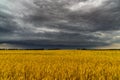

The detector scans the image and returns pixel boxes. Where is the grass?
[0,50,120,80]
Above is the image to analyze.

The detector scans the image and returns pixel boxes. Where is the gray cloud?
[0,0,120,49]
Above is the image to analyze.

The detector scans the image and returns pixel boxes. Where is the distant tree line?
[0,48,120,50]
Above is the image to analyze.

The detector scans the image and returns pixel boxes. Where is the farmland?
[0,50,120,80]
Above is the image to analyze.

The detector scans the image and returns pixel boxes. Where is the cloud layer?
[0,0,120,49]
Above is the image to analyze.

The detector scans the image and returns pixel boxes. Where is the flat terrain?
[0,50,120,80]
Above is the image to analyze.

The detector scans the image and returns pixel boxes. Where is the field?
[0,50,120,80]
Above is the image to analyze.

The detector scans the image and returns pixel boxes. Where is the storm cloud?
[0,0,120,49]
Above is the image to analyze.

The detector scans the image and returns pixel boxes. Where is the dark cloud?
[0,39,109,49]
[0,0,120,49]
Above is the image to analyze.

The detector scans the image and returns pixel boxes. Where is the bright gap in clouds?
[0,43,23,49]
[67,0,107,12]
[34,27,60,33]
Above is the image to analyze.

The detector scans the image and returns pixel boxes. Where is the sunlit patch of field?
[0,50,120,80]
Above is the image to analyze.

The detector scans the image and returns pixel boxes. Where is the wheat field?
[0,50,120,80]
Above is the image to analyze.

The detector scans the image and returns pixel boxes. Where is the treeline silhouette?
[0,48,61,50]
[0,48,120,50]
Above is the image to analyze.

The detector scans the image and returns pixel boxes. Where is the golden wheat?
[0,50,120,80]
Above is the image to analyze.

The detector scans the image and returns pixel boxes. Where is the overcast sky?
[0,0,120,49]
